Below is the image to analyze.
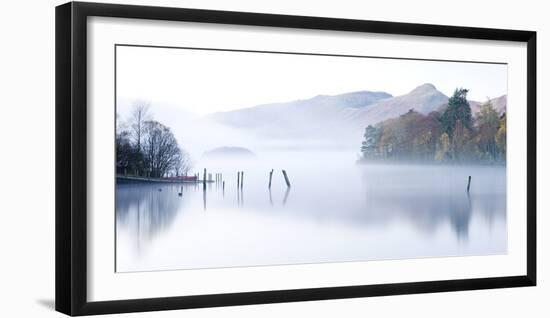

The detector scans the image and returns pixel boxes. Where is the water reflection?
[116,163,506,271]
[116,183,185,249]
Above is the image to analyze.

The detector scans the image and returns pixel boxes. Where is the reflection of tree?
[448,193,472,239]
[116,183,185,248]
[356,189,505,239]
[367,191,473,238]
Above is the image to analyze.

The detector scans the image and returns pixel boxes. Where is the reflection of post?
[203,168,207,191]
[467,175,472,192]
[282,170,291,188]
[222,181,225,197]
[268,169,273,188]
[269,188,273,206]
[237,184,240,205]
[203,188,206,211]
[282,187,290,206]
[240,187,244,206]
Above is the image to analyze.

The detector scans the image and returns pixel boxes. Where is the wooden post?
[222,181,225,196]
[282,170,291,188]
[240,171,244,189]
[467,176,471,192]
[268,169,273,188]
[203,168,207,190]
[237,171,240,188]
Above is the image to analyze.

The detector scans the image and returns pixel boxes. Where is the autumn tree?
[476,100,500,161]
[495,112,507,160]
[435,132,451,162]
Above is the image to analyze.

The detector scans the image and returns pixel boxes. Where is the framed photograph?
[55,1,536,316]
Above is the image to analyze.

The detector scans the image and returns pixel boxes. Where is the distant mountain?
[202,146,256,159]
[318,91,394,109]
[204,90,393,144]
[201,84,506,150]
[349,83,449,127]
[206,90,392,129]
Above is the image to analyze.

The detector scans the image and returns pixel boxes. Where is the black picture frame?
[55,1,536,316]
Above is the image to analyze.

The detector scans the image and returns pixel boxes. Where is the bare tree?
[175,149,193,177]
[115,113,133,175]
[130,101,151,152]
[129,102,151,175]
[142,120,190,178]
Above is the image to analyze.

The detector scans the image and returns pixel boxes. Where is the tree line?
[116,103,192,178]
[360,88,506,163]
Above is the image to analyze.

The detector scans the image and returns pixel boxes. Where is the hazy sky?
[116,45,507,116]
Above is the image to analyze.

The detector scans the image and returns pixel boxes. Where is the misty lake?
[115,151,506,272]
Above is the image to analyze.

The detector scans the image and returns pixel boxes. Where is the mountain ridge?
[201,84,507,149]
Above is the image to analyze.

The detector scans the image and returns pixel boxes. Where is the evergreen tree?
[441,88,473,139]
[361,125,381,159]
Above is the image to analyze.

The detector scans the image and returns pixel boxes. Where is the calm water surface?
[115,152,506,272]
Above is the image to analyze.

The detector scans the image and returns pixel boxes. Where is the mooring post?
[282,169,291,188]
[467,175,472,192]
[240,171,244,189]
[237,171,240,188]
[268,169,273,188]
[203,168,207,190]
[223,181,225,196]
